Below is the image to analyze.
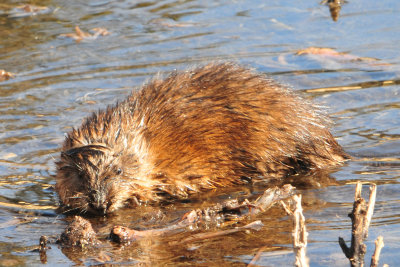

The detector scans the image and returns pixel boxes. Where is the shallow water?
[0,0,399,266]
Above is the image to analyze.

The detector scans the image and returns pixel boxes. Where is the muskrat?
[55,63,348,215]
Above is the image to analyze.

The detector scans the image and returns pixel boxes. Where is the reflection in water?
[0,0,399,265]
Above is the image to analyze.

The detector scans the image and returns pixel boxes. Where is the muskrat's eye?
[115,168,122,175]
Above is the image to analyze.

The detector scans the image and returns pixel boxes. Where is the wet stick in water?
[281,194,309,267]
[39,236,49,264]
[338,182,386,267]
[249,192,310,267]
[30,236,50,264]
[110,185,294,244]
[370,236,384,267]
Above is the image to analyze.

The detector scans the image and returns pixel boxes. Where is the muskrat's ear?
[59,151,80,171]
[60,151,73,161]
[63,145,110,157]
[60,146,108,173]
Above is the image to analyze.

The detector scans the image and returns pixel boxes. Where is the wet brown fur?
[55,63,348,214]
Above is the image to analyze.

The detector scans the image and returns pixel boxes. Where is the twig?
[39,236,49,264]
[247,246,267,267]
[110,185,294,244]
[304,79,399,93]
[338,182,377,267]
[180,220,264,244]
[370,236,384,267]
[364,184,377,238]
[251,184,294,216]
[282,194,309,267]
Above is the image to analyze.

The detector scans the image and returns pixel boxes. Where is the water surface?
[0,0,399,266]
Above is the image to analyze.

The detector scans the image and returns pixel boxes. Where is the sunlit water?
[0,0,399,266]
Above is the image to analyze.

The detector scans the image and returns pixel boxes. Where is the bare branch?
[364,184,377,238]
[338,182,378,267]
[370,236,384,267]
[283,194,309,267]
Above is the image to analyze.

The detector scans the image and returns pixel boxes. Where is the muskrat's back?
[56,63,348,214]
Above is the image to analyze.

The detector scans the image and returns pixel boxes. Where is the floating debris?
[296,47,380,63]
[38,236,50,264]
[57,216,100,248]
[0,70,15,82]
[110,185,294,244]
[149,18,195,28]
[7,4,51,18]
[59,26,110,43]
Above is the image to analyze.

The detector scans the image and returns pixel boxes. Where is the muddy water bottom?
[1,0,400,266]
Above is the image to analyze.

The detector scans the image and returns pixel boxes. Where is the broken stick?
[370,235,384,267]
[281,194,309,267]
[110,185,294,244]
[338,182,377,267]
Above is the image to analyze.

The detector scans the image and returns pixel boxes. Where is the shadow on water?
[0,0,399,266]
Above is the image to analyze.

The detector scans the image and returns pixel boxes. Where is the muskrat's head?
[55,144,140,215]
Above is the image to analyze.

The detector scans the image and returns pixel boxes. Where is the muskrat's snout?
[88,202,108,215]
[88,189,110,215]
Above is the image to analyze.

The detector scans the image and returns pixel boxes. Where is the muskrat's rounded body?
[55,63,348,214]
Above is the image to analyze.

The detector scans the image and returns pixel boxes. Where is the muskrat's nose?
[89,201,108,215]
[89,190,108,215]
